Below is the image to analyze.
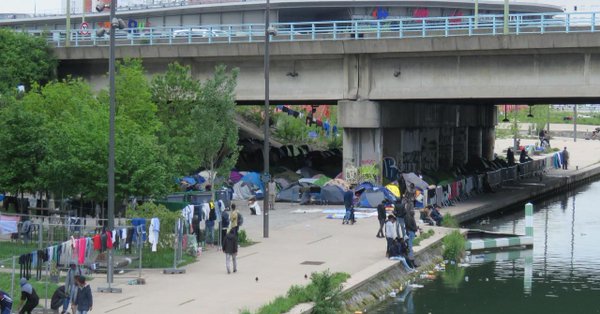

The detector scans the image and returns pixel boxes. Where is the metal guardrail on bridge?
[26,11,600,47]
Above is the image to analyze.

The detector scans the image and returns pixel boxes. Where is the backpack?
[237,212,244,226]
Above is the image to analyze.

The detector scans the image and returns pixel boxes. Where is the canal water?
[372,180,600,314]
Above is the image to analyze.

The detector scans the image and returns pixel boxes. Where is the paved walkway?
[71,137,600,313]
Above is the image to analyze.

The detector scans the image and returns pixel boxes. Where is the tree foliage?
[189,65,240,183]
[0,29,56,96]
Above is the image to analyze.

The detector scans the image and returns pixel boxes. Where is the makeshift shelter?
[320,185,345,205]
[325,178,350,191]
[229,171,243,184]
[385,183,401,198]
[276,182,311,202]
[232,181,255,200]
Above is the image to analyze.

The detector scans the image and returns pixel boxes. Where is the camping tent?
[357,186,398,208]
[320,185,345,205]
[241,172,264,192]
[232,181,255,200]
[276,182,311,202]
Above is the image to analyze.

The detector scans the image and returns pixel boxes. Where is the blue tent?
[241,172,264,192]
[357,186,397,208]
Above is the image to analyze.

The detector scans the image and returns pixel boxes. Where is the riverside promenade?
[85,137,600,314]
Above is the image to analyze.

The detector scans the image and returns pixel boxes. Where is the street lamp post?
[263,0,271,239]
[98,0,121,293]
[504,0,510,34]
[474,0,479,29]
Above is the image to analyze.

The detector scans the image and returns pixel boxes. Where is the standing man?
[223,230,239,274]
[18,278,39,314]
[404,210,419,269]
[73,276,92,314]
[394,198,407,239]
[376,199,387,238]
[205,202,217,248]
[220,205,230,251]
[506,147,515,166]
[0,290,13,314]
[384,215,396,257]
[268,178,277,211]
[562,147,570,170]
[342,187,354,225]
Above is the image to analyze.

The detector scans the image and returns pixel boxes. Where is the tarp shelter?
[325,178,350,191]
[320,185,345,205]
[242,172,264,192]
[402,173,430,190]
[229,171,243,183]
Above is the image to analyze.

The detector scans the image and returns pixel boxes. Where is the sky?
[0,0,599,14]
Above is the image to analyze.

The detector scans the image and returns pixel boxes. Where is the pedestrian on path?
[73,276,93,314]
[18,278,39,314]
[376,199,387,238]
[385,215,396,257]
[562,147,569,170]
[343,187,355,225]
[394,198,407,239]
[0,290,13,314]
[223,230,238,274]
[63,263,82,314]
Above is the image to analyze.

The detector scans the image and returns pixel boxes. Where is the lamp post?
[474,0,479,29]
[97,0,122,293]
[503,0,509,34]
[263,0,271,239]
[574,104,577,142]
[66,0,71,47]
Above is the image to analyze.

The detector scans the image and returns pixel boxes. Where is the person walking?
[0,290,13,314]
[73,276,93,314]
[223,230,238,274]
[562,147,569,170]
[385,215,396,257]
[376,200,387,238]
[220,205,230,251]
[18,278,39,314]
[268,178,277,210]
[404,210,419,269]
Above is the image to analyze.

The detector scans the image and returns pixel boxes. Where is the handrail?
[22,11,600,47]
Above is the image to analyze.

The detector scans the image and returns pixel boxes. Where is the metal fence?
[23,11,600,47]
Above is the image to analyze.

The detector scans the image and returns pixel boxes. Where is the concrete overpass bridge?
[52,13,600,175]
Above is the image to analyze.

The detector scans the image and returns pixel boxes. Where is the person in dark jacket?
[18,278,38,314]
[1,290,13,314]
[73,276,92,314]
[404,210,419,269]
[506,147,515,166]
[223,231,238,274]
[342,189,354,224]
[50,286,67,312]
[376,200,387,238]
[394,198,407,239]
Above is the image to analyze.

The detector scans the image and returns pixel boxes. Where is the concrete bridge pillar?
[482,127,496,160]
[468,127,483,159]
[438,127,454,169]
[453,127,469,166]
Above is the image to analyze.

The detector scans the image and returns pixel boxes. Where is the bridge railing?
[27,11,600,47]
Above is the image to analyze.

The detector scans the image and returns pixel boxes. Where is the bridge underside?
[56,33,600,174]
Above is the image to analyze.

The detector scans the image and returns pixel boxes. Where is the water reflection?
[372,181,600,314]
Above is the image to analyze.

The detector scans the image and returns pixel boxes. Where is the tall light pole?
[474,0,479,29]
[573,104,577,142]
[262,0,271,238]
[66,0,71,46]
[98,0,121,293]
[503,0,510,34]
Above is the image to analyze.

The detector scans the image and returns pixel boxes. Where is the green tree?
[189,65,240,188]
[0,29,56,97]
[0,102,48,201]
[151,62,201,175]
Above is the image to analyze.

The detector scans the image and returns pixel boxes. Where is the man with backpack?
[0,290,13,314]
[393,198,407,239]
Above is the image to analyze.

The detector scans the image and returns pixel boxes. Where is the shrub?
[413,229,435,246]
[441,213,459,228]
[442,230,466,262]
[238,229,255,247]
[358,162,379,183]
[310,270,345,314]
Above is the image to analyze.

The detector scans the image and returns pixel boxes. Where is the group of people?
[0,271,92,314]
[376,193,420,272]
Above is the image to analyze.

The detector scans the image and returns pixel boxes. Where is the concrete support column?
[438,127,454,169]
[339,100,383,180]
[468,127,483,159]
[453,127,468,166]
[482,127,496,160]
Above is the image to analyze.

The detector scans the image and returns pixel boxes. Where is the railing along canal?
[24,11,600,47]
